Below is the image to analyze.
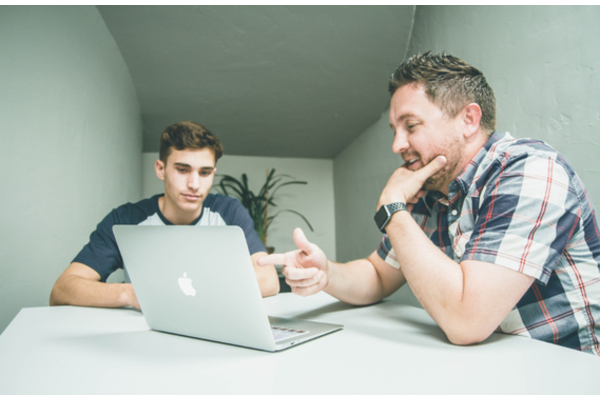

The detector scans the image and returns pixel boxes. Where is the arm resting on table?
[386,211,535,345]
[49,262,139,309]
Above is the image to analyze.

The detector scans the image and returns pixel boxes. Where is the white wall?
[143,153,336,262]
[333,111,401,263]
[334,110,420,306]
[0,6,142,333]
[333,5,600,306]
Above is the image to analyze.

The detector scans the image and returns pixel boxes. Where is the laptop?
[113,225,343,352]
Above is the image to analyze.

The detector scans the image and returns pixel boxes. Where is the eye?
[200,169,213,177]
[406,122,418,132]
[176,168,187,173]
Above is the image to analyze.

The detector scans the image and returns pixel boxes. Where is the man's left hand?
[378,155,447,210]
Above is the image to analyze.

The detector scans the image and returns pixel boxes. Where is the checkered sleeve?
[376,234,400,269]
[463,151,579,284]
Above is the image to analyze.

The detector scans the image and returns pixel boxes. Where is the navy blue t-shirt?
[73,193,266,282]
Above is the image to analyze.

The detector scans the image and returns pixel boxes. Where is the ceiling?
[97,5,415,159]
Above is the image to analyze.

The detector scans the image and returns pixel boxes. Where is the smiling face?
[389,83,467,195]
[155,147,217,225]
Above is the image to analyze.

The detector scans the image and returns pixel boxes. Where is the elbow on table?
[49,285,64,306]
[49,292,56,306]
[443,324,495,346]
[48,277,64,306]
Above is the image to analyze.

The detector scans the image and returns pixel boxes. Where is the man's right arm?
[324,252,406,305]
[258,227,406,305]
[49,262,139,309]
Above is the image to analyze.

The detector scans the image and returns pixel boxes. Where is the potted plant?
[214,168,313,252]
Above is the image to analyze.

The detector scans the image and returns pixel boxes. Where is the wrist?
[322,260,336,291]
[118,283,138,308]
[374,202,408,233]
[387,207,411,230]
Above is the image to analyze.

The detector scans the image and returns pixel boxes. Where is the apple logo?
[178,272,196,296]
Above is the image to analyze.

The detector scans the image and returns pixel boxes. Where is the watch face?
[374,203,408,234]
[374,206,390,233]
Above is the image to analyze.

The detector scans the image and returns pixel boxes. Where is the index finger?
[258,253,288,266]
[416,155,446,180]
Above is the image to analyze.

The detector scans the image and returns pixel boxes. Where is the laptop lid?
[113,225,342,352]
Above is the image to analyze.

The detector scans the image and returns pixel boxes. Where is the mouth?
[404,157,421,170]
[182,194,201,201]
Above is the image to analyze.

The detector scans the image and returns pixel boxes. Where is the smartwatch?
[374,202,408,233]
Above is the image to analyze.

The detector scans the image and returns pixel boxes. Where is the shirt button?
[451,209,458,216]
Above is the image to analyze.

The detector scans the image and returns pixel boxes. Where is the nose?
[392,129,409,154]
[187,173,200,191]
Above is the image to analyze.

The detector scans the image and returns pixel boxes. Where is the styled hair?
[159,121,224,163]
[388,52,497,135]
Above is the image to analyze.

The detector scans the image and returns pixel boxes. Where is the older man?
[260,52,600,355]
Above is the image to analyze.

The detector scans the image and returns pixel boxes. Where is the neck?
[464,131,490,164]
[158,196,202,225]
[441,131,490,197]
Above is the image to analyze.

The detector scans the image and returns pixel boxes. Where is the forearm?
[259,228,405,303]
[387,210,536,345]
[255,266,280,297]
[50,274,137,309]
[324,258,390,306]
[251,252,280,297]
[385,212,473,340]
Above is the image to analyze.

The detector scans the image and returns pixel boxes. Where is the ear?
[462,103,482,138]
[155,159,165,181]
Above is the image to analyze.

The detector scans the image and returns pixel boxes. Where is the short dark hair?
[159,121,224,163]
[389,52,497,135]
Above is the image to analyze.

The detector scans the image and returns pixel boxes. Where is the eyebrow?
[173,163,215,171]
[390,113,419,128]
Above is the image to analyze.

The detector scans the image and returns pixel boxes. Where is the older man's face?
[388,83,465,195]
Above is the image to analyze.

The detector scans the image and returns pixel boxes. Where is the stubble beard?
[422,138,463,193]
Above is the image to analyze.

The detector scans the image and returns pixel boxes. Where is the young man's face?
[155,147,217,225]
[388,83,465,195]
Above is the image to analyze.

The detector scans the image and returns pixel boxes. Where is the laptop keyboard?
[271,325,308,342]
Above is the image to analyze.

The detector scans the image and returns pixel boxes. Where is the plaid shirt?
[378,132,600,355]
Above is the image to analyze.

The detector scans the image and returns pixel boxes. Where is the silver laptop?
[113,225,342,352]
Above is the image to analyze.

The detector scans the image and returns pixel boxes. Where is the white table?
[1,292,599,394]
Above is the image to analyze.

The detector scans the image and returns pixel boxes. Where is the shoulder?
[109,194,162,225]
[484,134,566,169]
[204,193,244,211]
[474,134,574,186]
[473,135,585,213]
[201,193,251,223]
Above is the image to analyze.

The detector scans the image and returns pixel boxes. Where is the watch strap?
[374,202,408,233]
[386,202,408,214]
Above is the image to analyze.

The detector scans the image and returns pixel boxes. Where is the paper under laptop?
[113,225,342,352]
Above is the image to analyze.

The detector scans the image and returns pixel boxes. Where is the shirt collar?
[451,131,504,197]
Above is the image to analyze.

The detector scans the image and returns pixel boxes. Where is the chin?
[424,176,447,193]
[178,201,201,212]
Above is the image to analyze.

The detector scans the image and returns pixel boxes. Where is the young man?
[259,53,600,355]
[51,121,279,309]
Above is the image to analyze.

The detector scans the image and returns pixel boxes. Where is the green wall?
[0,6,143,332]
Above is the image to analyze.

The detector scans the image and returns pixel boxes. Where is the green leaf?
[214,168,313,246]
